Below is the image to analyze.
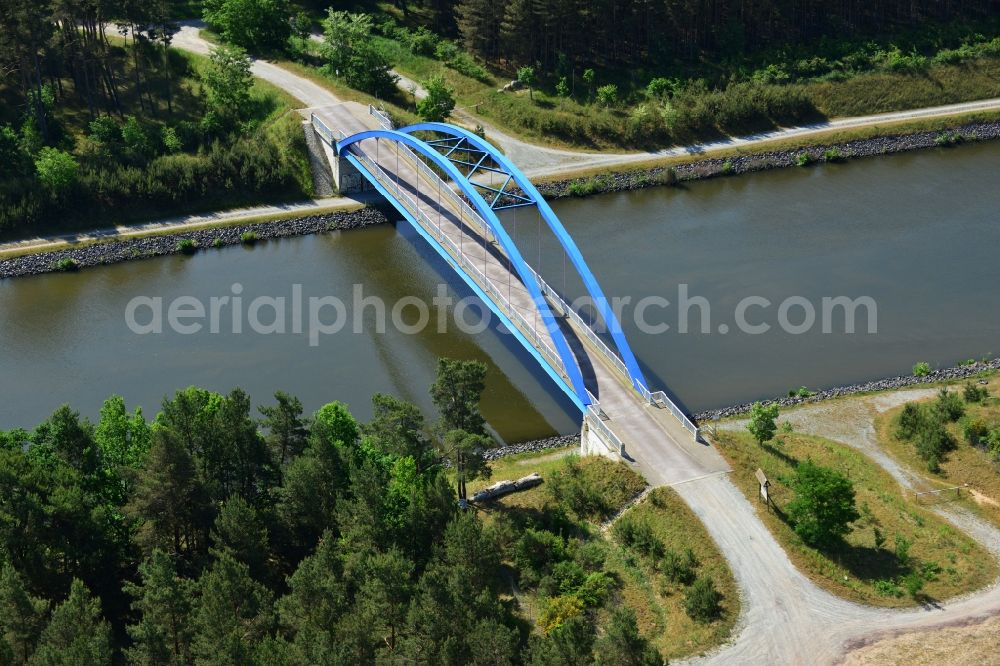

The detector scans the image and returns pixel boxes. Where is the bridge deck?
[320,104,728,485]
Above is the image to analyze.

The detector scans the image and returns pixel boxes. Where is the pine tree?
[190,553,274,665]
[431,358,488,436]
[455,0,502,62]
[31,579,113,666]
[258,391,308,467]
[0,564,46,664]
[127,430,213,562]
[277,533,350,664]
[500,0,536,66]
[365,394,433,471]
[124,551,193,665]
[593,607,660,665]
[29,405,98,478]
[210,496,270,583]
[353,548,413,654]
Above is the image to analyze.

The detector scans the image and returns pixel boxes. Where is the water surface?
[2,142,997,436]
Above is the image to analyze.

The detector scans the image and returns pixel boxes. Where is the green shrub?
[683,577,723,622]
[962,418,990,447]
[596,84,619,108]
[88,115,120,145]
[575,571,614,607]
[240,230,259,245]
[54,257,79,272]
[822,147,845,162]
[612,515,664,559]
[661,548,698,585]
[434,40,458,62]
[34,148,79,195]
[896,403,926,440]
[447,51,489,82]
[963,383,989,403]
[913,362,931,376]
[161,126,182,154]
[787,460,860,548]
[646,77,678,99]
[935,131,965,146]
[934,389,965,422]
[795,152,813,166]
[177,238,198,254]
[873,579,902,597]
[894,533,912,567]
[512,529,565,586]
[903,571,924,598]
[551,560,587,595]
[914,421,955,473]
[404,26,438,56]
[747,402,780,445]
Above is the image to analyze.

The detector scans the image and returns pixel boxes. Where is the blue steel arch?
[335,128,591,410]
[397,122,650,395]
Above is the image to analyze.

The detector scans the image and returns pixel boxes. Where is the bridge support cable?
[316,110,699,438]
[335,128,592,410]
[393,123,702,437]
[397,122,648,395]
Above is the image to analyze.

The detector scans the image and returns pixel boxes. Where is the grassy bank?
[713,429,997,606]
[876,384,1000,529]
[530,108,1000,186]
[468,452,739,660]
[355,19,1000,151]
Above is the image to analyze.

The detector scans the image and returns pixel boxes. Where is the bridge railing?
[369,104,394,130]
[395,142,493,244]
[344,143,572,388]
[532,267,698,436]
[585,406,625,457]
[310,112,337,145]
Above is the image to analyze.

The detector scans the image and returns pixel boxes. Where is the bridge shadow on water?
[378,206,582,430]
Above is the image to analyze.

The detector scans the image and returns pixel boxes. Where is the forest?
[428,0,1000,71]
[0,358,734,664]
[0,0,310,236]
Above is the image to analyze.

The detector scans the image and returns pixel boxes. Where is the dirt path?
[698,389,1000,665]
[841,614,1000,665]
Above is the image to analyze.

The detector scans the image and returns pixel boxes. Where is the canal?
[2,142,998,440]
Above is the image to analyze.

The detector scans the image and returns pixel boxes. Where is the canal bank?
[530,118,1000,199]
[4,115,1000,274]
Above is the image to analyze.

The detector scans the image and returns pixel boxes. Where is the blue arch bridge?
[309,103,726,486]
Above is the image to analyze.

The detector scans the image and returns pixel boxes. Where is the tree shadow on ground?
[762,441,799,468]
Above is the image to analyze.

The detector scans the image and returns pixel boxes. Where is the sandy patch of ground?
[970,488,1000,508]
[840,614,1000,666]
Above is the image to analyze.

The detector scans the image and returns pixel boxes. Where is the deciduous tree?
[787,460,860,548]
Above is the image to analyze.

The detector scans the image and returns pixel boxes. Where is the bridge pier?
[312,121,368,194]
[580,417,623,462]
[330,151,368,194]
